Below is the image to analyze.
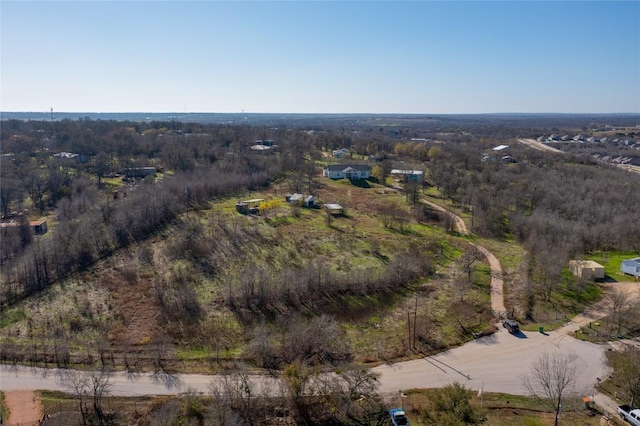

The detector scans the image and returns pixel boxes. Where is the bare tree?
[521,352,578,426]
[606,287,635,338]
[459,245,484,283]
[59,368,112,425]
[608,346,640,406]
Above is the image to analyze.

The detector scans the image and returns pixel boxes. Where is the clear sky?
[1,1,639,114]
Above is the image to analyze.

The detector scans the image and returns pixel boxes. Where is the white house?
[390,169,424,183]
[323,164,371,180]
[621,257,640,278]
[332,148,350,158]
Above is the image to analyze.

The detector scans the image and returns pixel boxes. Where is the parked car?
[389,408,410,426]
[503,319,520,334]
[618,405,640,426]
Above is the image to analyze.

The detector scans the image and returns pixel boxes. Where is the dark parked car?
[503,319,520,334]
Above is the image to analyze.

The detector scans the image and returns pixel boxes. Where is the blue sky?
[1,1,639,113]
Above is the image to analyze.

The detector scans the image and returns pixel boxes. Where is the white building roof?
[390,169,424,175]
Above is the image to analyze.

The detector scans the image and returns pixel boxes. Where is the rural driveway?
[422,198,506,316]
[472,243,507,316]
[422,198,468,235]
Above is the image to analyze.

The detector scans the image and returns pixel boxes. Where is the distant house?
[250,140,276,153]
[332,148,350,158]
[122,167,156,178]
[621,257,640,278]
[250,144,273,153]
[323,164,371,180]
[569,260,605,281]
[253,139,275,147]
[286,193,317,208]
[390,169,424,183]
[53,152,90,163]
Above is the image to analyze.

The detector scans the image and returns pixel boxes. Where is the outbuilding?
[569,260,605,281]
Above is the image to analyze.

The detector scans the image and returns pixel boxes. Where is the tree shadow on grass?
[349,179,371,188]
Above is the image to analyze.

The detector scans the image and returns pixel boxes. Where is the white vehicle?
[618,405,640,426]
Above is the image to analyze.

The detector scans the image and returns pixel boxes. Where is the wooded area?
[1,114,639,424]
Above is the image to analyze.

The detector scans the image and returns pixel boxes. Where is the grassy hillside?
[0,176,495,372]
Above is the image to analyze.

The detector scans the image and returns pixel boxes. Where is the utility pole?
[413,293,418,349]
[407,311,411,350]
[49,107,54,137]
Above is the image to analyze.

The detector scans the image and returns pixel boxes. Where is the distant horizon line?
[3,111,640,116]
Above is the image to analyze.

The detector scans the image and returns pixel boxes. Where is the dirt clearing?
[4,390,43,424]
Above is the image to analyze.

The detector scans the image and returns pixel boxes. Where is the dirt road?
[556,281,640,336]
[472,244,507,316]
[4,390,42,424]
[422,198,505,316]
[421,198,468,235]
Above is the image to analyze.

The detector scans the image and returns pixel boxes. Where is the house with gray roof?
[323,164,371,180]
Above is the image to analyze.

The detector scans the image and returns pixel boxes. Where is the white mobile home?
[621,257,640,278]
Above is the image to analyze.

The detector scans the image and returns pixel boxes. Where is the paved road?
[0,325,611,400]
[518,138,565,154]
[373,324,609,397]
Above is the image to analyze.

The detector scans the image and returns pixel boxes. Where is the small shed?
[621,257,640,278]
[286,194,317,208]
[325,203,344,216]
[569,260,605,281]
[30,220,48,234]
[235,198,264,215]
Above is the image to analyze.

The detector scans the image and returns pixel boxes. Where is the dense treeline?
[1,163,280,304]
[428,142,640,251]
[428,141,640,316]
[1,117,295,303]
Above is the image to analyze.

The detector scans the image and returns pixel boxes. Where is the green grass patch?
[0,391,8,423]
[400,390,604,426]
[0,308,26,329]
[586,251,638,280]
